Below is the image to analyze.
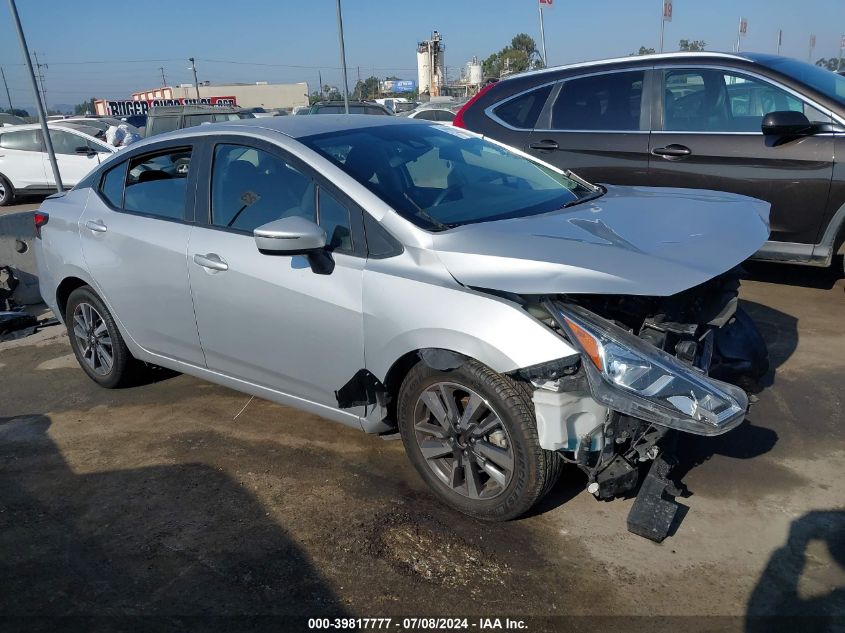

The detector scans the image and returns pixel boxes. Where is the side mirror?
[761,111,813,137]
[254,216,333,274]
[75,146,96,157]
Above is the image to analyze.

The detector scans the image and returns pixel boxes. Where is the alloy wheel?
[413,382,514,500]
[72,302,114,376]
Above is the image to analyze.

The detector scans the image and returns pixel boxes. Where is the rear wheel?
[397,358,562,521]
[65,286,141,388]
[0,174,13,206]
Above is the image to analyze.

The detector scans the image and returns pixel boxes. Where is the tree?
[815,57,841,71]
[73,98,96,115]
[482,33,544,79]
[633,46,657,55]
[3,108,29,118]
[353,76,380,100]
[679,39,706,51]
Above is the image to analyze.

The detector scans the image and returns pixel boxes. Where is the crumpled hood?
[430,185,770,297]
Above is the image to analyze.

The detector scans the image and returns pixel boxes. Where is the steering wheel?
[431,184,463,207]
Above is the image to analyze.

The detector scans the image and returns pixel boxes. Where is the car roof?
[501,51,753,82]
[0,122,99,137]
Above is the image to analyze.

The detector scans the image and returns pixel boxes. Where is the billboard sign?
[381,79,416,94]
[663,0,672,21]
[96,96,238,117]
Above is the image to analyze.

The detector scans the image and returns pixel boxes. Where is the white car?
[0,123,115,206]
[402,105,460,124]
[0,113,28,127]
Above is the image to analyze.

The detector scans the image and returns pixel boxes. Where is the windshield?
[301,124,597,230]
[756,57,845,105]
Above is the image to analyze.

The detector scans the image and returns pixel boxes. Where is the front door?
[187,140,366,412]
[44,129,111,188]
[649,67,835,245]
[79,145,205,366]
[525,68,652,185]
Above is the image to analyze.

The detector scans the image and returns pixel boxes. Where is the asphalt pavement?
[0,238,843,629]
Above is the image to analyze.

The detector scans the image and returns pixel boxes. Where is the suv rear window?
[0,129,42,152]
[493,85,552,129]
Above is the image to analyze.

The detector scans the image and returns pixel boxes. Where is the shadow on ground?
[746,510,845,633]
[741,260,843,291]
[0,414,348,624]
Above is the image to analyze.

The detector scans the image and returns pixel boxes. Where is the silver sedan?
[35,115,769,533]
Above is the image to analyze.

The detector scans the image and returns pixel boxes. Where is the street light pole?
[0,66,13,113]
[6,0,62,192]
[335,0,350,113]
[538,4,547,65]
[189,57,200,101]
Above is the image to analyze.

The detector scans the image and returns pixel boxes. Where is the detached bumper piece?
[626,451,685,543]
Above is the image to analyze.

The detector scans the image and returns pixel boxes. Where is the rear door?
[44,129,112,188]
[79,144,204,366]
[649,66,834,245]
[0,128,48,190]
[524,68,652,184]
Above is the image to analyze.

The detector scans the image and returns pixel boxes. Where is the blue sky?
[1,0,843,110]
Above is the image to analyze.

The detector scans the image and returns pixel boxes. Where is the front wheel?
[397,358,562,521]
[0,174,13,206]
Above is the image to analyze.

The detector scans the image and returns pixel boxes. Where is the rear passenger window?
[123,148,192,220]
[551,71,644,130]
[211,143,315,232]
[493,85,552,129]
[100,161,127,208]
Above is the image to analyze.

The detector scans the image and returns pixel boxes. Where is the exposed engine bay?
[518,268,769,541]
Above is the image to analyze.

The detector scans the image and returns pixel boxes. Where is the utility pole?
[538,2,547,65]
[188,57,200,101]
[839,35,844,71]
[159,66,168,87]
[32,50,47,109]
[808,34,816,63]
[318,70,323,100]
[7,0,62,191]
[335,0,350,113]
[0,66,13,113]
[777,29,782,55]
[357,65,361,100]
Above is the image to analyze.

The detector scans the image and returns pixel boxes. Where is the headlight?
[544,301,747,436]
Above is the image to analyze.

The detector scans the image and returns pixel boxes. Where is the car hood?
[430,185,770,296]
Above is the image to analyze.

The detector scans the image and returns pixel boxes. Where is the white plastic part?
[532,388,608,453]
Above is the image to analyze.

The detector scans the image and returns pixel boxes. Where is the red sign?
[739,19,748,36]
[663,0,673,21]
[539,0,553,8]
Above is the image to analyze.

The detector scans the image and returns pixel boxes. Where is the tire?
[65,286,141,388]
[397,358,562,521]
[0,174,13,207]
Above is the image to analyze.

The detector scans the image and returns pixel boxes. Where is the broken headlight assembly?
[543,300,748,436]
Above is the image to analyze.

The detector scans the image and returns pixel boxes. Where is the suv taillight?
[34,211,49,238]
[452,82,497,129]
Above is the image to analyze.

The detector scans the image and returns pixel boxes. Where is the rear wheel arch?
[56,276,90,320]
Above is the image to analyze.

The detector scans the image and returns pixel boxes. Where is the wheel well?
[55,277,89,320]
[381,351,422,426]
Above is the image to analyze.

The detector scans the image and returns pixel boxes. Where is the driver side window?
[211,143,314,232]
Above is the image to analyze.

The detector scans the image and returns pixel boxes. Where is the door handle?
[193,253,229,272]
[85,219,108,233]
[652,144,692,158]
[529,139,559,151]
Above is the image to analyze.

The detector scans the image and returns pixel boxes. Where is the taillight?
[34,211,49,239]
[452,82,497,129]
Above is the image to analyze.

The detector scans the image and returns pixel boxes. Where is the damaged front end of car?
[515,270,768,541]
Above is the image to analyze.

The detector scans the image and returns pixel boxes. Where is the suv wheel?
[0,174,13,206]
[397,358,562,521]
[66,286,141,388]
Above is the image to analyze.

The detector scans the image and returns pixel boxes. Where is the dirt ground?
[1,262,843,631]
